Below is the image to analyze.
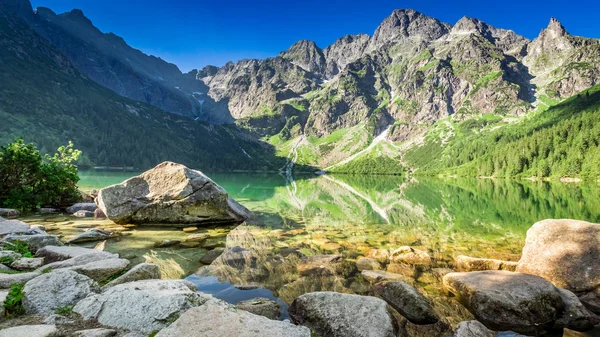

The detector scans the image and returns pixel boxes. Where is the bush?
[4,283,25,317]
[0,138,82,211]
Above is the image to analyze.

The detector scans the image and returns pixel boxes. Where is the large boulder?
[0,271,40,288]
[73,279,211,334]
[102,263,161,289]
[155,300,311,337]
[67,258,130,282]
[516,219,600,292]
[0,325,57,337]
[96,162,250,225]
[289,291,396,337]
[443,270,596,335]
[36,245,117,263]
[40,252,119,272]
[11,257,44,270]
[0,219,30,236]
[1,233,62,252]
[23,269,99,314]
[374,281,439,325]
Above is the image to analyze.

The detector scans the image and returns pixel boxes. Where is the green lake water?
[34,171,600,324]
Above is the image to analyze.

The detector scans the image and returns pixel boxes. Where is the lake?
[40,171,600,323]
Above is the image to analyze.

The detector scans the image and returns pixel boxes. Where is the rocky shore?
[0,162,599,336]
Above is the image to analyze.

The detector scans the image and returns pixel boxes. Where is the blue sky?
[30,0,600,73]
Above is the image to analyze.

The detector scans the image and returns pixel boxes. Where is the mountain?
[0,1,285,171]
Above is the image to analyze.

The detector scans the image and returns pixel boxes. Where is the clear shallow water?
[59,171,600,323]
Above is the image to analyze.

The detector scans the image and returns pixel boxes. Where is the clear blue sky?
[30,0,600,73]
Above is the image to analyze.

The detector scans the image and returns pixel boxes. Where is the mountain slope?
[0,5,283,171]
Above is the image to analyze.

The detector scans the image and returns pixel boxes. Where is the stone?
[579,287,600,314]
[185,233,210,242]
[154,239,181,248]
[386,263,416,277]
[96,162,250,225]
[74,210,95,218]
[374,281,439,324]
[11,257,44,270]
[155,300,311,337]
[0,325,58,337]
[362,269,407,283]
[102,263,161,289]
[74,279,211,334]
[183,226,198,232]
[94,208,107,219]
[67,202,98,214]
[289,291,396,337]
[390,246,431,265]
[453,320,496,337]
[0,219,30,236]
[199,248,224,264]
[443,271,565,335]
[455,255,518,272]
[43,313,75,325]
[74,328,117,337]
[235,297,281,319]
[0,264,14,272]
[67,228,111,243]
[23,269,99,314]
[1,234,62,252]
[0,208,19,217]
[296,255,347,276]
[0,271,40,288]
[38,208,60,214]
[516,219,600,292]
[0,290,7,317]
[36,245,118,263]
[67,258,130,282]
[0,250,22,262]
[212,246,259,267]
[356,257,382,271]
[555,288,600,332]
[40,252,119,272]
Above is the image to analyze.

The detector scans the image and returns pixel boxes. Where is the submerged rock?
[23,269,99,314]
[235,297,281,319]
[199,248,224,264]
[156,300,311,337]
[289,291,396,337]
[455,255,518,272]
[390,246,431,265]
[356,257,382,271]
[362,269,407,283]
[74,279,211,333]
[516,219,600,293]
[374,281,439,324]
[67,202,98,214]
[96,162,251,225]
[296,255,352,276]
[67,228,111,243]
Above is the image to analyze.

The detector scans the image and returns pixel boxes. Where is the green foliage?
[4,283,25,317]
[329,155,404,175]
[0,139,81,210]
[3,240,33,257]
[54,305,74,315]
[415,49,433,62]
[287,101,306,112]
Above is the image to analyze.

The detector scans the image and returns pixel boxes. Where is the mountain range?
[1,0,599,178]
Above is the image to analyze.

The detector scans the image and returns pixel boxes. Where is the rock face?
[74,279,211,333]
[235,297,281,320]
[96,162,251,225]
[443,270,596,335]
[374,281,439,324]
[155,300,311,337]
[23,269,99,314]
[289,291,396,337]
[516,219,600,293]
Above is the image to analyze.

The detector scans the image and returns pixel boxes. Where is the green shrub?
[3,240,32,257]
[0,138,82,211]
[4,283,25,317]
[54,305,74,315]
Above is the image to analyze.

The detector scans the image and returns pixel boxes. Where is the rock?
[0,219,30,236]
[374,281,439,324]
[235,297,281,319]
[67,228,111,243]
[183,226,198,232]
[185,233,210,242]
[356,257,382,271]
[0,271,40,288]
[94,208,107,219]
[96,162,250,225]
[555,288,600,332]
[443,270,564,335]
[74,279,211,334]
[73,210,95,218]
[0,264,14,272]
[199,248,224,264]
[74,328,117,337]
[289,291,396,337]
[516,219,600,292]
[579,287,600,314]
[43,313,75,325]
[11,257,44,270]
[0,250,22,262]
[102,263,161,288]
[36,245,118,263]
[122,333,146,337]
[212,246,258,267]
[0,290,6,317]
[156,300,310,337]
[67,202,98,214]
[391,246,431,265]
[40,252,119,272]
[366,248,390,262]
[67,258,130,282]
[387,263,415,277]
[455,255,518,272]
[296,255,348,276]
[23,269,99,314]
[362,269,407,283]
[453,320,496,337]
[0,208,19,217]
[154,239,181,248]
[1,234,62,252]
[38,208,59,214]
[0,325,58,337]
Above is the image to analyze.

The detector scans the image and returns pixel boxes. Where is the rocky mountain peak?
[280,39,326,75]
[323,34,370,78]
[0,0,33,21]
[368,8,450,51]
[545,17,569,37]
[59,8,94,27]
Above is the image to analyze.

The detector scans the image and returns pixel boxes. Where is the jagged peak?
[34,6,56,16]
[545,17,569,37]
[284,40,322,53]
[58,8,94,27]
[1,0,34,20]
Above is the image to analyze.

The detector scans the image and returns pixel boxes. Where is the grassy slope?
[0,11,283,171]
